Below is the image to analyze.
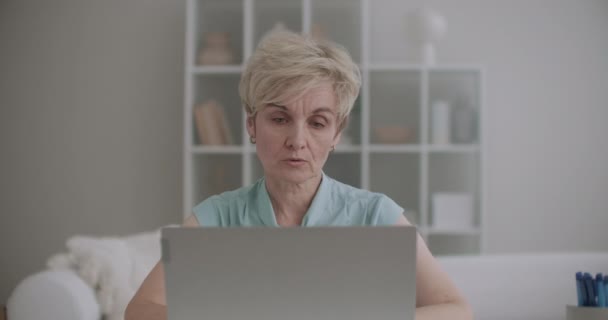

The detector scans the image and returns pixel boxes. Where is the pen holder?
[566,305,608,320]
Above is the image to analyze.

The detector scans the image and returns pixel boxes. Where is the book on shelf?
[193,100,234,146]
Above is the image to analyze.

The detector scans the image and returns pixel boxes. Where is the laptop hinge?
[161,237,170,263]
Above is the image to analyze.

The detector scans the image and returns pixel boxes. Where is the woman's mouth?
[284,158,307,166]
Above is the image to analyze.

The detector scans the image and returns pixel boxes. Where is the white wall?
[0,0,186,303]
[375,0,608,252]
[1,0,607,304]
[450,0,608,253]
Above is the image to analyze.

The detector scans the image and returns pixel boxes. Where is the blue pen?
[604,275,608,307]
[584,272,596,306]
[597,273,606,307]
[576,272,586,306]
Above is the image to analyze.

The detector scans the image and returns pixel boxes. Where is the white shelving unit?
[183,0,486,255]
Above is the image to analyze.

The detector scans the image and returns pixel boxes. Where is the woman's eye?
[272,117,286,124]
[311,122,326,128]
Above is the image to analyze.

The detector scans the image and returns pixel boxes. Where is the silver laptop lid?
[162,226,417,320]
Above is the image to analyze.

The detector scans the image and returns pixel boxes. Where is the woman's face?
[247,84,342,185]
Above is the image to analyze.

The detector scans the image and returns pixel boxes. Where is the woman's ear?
[333,116,347,146]
[332,131,342,148]
[246,114,256,138]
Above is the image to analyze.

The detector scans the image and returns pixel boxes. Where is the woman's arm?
[124,215,200,320]
[393,214,473,320]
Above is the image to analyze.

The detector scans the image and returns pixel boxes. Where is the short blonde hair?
[239,30,361,131]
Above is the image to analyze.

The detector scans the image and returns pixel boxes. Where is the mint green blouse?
[193,173,404,227]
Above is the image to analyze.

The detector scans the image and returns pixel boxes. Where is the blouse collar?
[256,172,330,227]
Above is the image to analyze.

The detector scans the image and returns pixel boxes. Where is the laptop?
[161,226,417,320]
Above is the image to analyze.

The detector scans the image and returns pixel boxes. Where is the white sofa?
[7,247,607,320]
[439,252,607,320]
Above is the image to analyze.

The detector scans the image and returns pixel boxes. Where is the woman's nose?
[285,124,306,150]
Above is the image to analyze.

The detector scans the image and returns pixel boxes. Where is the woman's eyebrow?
[266,104,335,116]
[312,107,336,115]
[267,103,287,110]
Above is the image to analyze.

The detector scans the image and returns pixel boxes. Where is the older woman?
[126,31,472,320]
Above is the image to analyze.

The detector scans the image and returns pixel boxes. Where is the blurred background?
[1,0,607,304]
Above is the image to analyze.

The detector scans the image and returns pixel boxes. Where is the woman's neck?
[264,174,322,227]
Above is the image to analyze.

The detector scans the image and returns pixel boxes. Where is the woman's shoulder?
[326,175,385,203]
[194,183,254,209]
[192,180,261,225]
[325,175,403,226]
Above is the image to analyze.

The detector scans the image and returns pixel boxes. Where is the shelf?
[255,0,301,10]
[369,145,422,153]
[367,144,479,154]
[427,144,479,153]
[369,71,421,144]
[333,145,362,153]
[192,154,243,205]
[368,64,482,72]
[428,153,479,194]
[193,74,243,145]
[325,153,362,188]
[370,153,420,220]
[311,0,361,63]
[368,64,425,71]
[193,0,244,65]
[195,0,241,10]
[254,0,302,45]
[190,65,243,74]
[184,0,485,255]
[190,145,243,154]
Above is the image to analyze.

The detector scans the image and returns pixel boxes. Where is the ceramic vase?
[405,7,447,65]
[197,32,234,65]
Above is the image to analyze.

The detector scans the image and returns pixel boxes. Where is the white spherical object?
[405,7,448,65]
[405,7,447,45]
[7,270,100,320]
